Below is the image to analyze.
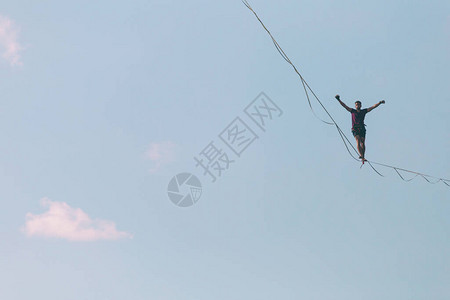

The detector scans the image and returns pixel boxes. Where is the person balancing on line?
[335,95,385,163]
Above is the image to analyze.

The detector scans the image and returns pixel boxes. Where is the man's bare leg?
[355,136,364,159]
[360,136,366,160]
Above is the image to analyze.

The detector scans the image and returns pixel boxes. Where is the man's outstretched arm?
[335,95,352,112]
[367,100,385,112]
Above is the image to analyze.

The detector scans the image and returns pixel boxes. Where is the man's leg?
[360,136,366,159]
[355,136,363,159]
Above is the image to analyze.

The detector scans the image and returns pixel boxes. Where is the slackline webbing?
[242,0,450,187]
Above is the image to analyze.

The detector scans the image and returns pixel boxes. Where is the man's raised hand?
[335,95,340,100]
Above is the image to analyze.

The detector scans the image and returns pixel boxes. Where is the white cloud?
[145,141,177,173]
[22,198,132,242]
[0,15,23,66]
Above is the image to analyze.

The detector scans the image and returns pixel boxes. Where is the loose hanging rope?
[242,0,450,187]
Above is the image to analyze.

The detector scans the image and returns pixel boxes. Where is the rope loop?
[242,0,449,187]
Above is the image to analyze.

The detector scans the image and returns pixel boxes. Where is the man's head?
[355,101,362,110]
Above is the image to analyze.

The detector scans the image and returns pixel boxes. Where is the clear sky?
[1,0,449,299]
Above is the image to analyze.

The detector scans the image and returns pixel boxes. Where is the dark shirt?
[350,108,367,129]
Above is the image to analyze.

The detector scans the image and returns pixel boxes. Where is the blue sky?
[1,0,449,299]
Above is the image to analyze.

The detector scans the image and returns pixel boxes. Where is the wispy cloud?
[145,141,177,173]
[0,15,23,66]
[22,198,132,242]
